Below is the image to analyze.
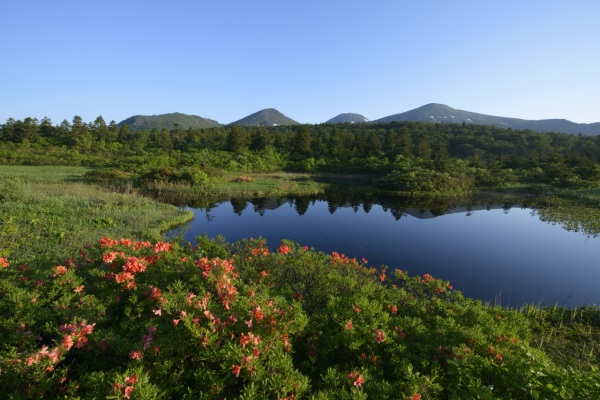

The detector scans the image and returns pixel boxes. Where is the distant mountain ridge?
[119,113,221,131]
[325,113,370,124]
[372,103,600,135]
[230,108,300,126]
[117,104,600,135]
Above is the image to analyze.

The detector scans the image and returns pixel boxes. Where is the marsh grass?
[522,304,600,370]
[0,166,192,265]
[142,172,329,205]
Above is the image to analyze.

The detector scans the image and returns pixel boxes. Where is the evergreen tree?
[399,126,413,158]
[418,135,432,161]
[293,126,312,159]
[227,125,250,153]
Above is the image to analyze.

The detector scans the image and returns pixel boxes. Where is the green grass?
[141,172,329,205]
[0,166,192,265]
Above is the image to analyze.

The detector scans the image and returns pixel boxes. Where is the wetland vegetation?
[1,117,600,398]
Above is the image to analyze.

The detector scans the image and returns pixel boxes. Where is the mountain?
[230,108,300,126]
[325,113,370,124]
[119,113,221,131]
[373,103,600,135]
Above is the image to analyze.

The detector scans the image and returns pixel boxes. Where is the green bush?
[1,236,598,399]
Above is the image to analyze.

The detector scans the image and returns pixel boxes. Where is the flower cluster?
[231,175,256,182]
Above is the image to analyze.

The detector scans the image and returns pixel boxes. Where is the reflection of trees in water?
[204,209,215,222]
[250,198,268,216]
[230,198,247,216]
[390,208,405,220]
[294,196,311,216]
[535,202,600,238]
[363,200,373,214]
[217,190,556,224]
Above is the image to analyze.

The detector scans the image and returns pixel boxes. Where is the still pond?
[169,193,600,308]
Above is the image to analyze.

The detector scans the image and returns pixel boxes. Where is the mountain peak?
[325,113,370,124]
[230,108,300,126]
[119,112,221,130]
[372,104,600,135]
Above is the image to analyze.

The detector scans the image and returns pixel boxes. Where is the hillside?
[230,108,300,126]
[373,103,600,135]
[325,113,370,124]
[119,112,221,131]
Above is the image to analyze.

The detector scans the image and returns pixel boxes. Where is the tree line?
[2,116,600,193]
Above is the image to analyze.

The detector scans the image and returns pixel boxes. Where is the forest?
[2,115,600,195]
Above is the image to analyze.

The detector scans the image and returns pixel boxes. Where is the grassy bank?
[0,166,192,265]
[138,172,329,205]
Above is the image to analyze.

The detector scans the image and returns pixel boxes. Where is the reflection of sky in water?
[171,201,600,308]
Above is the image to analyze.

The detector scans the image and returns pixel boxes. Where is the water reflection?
[170,191,600,307]
[192,191,540,224]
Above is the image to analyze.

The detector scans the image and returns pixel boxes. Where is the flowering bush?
[231,175,256,182]
[0,236,598,398]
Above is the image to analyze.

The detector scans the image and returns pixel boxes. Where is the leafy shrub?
[0,237,598,399]
[84,168,134,182]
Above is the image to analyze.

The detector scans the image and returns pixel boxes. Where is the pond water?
[169,193,600,308]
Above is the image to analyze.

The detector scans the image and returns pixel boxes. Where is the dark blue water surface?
[169,196,600,307]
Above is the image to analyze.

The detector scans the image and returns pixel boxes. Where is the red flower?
[232,364,241,377]
[0,257,9,268]
[345,320,353,331]
[375,330,385,343]
[409,393,422,400]
[153,241,173,253]
[129,350,143,360]
[62,335,73,350]
[124,386,135,399]
[125,373,138,385]
[349,373,364,387]
[55,265,67,275]
[252,305,265,322]
[278,244,291,254]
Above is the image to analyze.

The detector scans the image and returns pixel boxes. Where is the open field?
[0,166,192,265]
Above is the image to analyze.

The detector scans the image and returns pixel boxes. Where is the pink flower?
[129,350,143,360]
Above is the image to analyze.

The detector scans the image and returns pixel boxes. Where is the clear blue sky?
[2,1,599,125]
